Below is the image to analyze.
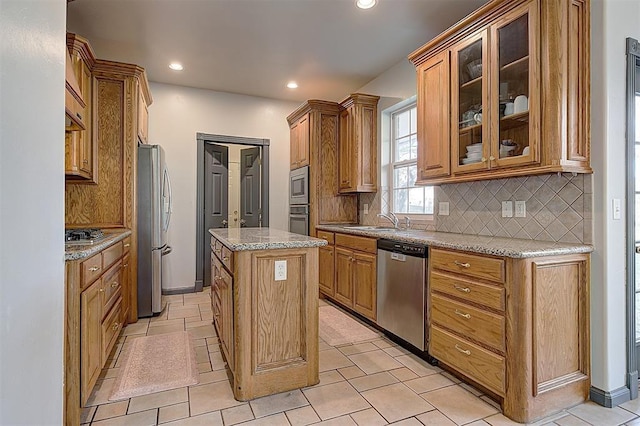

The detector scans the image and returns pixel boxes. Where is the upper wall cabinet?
[410,0,590,185]
[290,114,310,170]
[65,33,96,182]
[338,93,380,193]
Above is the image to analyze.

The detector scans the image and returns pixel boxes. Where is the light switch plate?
[613,198,621,220]
[502,201,513,218]
[439,202,450,216]
[274,260,287,281]
[515,201,526,218]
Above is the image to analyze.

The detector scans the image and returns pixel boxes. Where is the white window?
[390,105,434,215]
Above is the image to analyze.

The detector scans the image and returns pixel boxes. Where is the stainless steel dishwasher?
[377,238,428,351]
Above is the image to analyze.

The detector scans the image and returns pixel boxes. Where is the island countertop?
[209,227,328,251]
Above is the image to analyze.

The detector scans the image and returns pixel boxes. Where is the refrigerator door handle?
[163,168,172,232]
[161,245,172,256]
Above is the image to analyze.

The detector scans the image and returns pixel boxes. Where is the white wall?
[148,83,300,290]
[590,0,640,394]
[0,1,66,423]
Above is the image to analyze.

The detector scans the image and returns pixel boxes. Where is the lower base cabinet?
[65,234,129,425]
[429,247,590,423]
[319,231,377,321]
[209,234,319,401]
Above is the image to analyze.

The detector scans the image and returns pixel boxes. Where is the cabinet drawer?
[101,297,122,362]
[431,294,504,352]
[102,261,122,317]
[431,271,505,311]
[430,325,505,395]
[81,252,103,289]
[221,245,234,272]
[122,236,131,254]
[316,230,335,245]
[335,233,377,254]
[431,248,505,283]
[103,241,123,270]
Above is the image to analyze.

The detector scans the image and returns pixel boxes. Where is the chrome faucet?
[377,212,399,228]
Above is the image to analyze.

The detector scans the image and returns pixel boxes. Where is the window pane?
[409,187,424,213]
[425,186,434,214]
[394,188,409,213]
[396,110,410,138]
[408,164,417,186]
[394,166,408,188]
[410,135,418,160]
[396,136,412,161]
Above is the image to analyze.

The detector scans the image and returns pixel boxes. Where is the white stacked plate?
[462,144,482,164]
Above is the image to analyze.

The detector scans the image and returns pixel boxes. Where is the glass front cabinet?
[411,0,590,184]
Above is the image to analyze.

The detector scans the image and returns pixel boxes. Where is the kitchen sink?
[341,225,399,231]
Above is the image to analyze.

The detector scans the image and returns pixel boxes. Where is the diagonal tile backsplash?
[359,173,592,244]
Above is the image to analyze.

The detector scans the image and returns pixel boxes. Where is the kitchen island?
[208,227,326,400]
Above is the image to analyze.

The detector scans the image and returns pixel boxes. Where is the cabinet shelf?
[500,55,529,72]
[460,75,482,90]
[499,110,529,131]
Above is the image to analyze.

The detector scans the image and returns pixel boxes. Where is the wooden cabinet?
[65,33,152,323]
[211,249,235,372]
[137,88,149,144]
[287,101,358,236]
[331,233,377,321]
[317,231,336,297]
[290,114,310,169]
[65,34,96,181]
[409,0,591,184]
[65,234,129,425]
[428,247,590,423]
[338,94,379,193]
[209,232,319,401]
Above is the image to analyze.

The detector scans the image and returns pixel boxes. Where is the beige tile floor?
[82,290,640,425]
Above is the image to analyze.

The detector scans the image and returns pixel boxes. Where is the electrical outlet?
[274,260,287,281]
[515,201,526,218]
[439,202,450,216]
[501,201,513,218]
[364,203,369,215]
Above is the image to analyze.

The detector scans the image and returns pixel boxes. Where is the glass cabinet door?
[490,1,538,168]
[451,30,489,173]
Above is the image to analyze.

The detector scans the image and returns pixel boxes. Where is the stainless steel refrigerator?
[137,144,172,317]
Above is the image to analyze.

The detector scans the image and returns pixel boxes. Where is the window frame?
[388,103,434,219]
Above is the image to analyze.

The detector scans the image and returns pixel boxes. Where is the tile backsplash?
[359,173,592,244]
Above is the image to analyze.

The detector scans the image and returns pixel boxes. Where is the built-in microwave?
[289,166,309,206]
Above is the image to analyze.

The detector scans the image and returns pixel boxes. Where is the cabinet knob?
[123,263,129,268]
[99,287,105,293]
[489,156,495,161]
[454,344,471,356]
[481,157,487,163]
[222,256,229,262]
[111,281,118,288]
[89,266,100,272]
[82,159,88,164]
[112,323,119,331]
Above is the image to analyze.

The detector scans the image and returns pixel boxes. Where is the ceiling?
[67,0,488,103]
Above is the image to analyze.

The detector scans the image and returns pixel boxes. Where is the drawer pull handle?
[455,344,471,356]
[111,281,118,288]
[112,323,119,331]
[222,256,229,262]
[454,285,471,293]
[454,309,471,319]
[99,287,105,293]
[89,266,100,272]
[123,263,129,267]
[453,261,471,268]
[124,243,130,248]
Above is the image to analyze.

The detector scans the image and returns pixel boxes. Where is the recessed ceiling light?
[287,81,298,89]
[356,0,376,9]
[169,62,183,71]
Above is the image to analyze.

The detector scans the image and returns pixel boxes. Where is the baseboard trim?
[628,371,639,400]
[590,385,631,407]
[162,286,196,295]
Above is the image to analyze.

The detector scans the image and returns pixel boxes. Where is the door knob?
[240,219,246,226]
[636,246,640,254]
[221,219,228,227]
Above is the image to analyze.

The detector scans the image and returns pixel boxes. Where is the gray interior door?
[241,147,261,227]
[204,143,229,288]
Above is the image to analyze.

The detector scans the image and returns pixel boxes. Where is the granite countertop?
[64,229,132,261]
[209,227,327,251]
[315,224,593,258]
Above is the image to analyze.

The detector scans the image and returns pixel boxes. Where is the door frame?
[626,37,640,401]
[195,132,270,291]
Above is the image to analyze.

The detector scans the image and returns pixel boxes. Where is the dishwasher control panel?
[377,239,428,258]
